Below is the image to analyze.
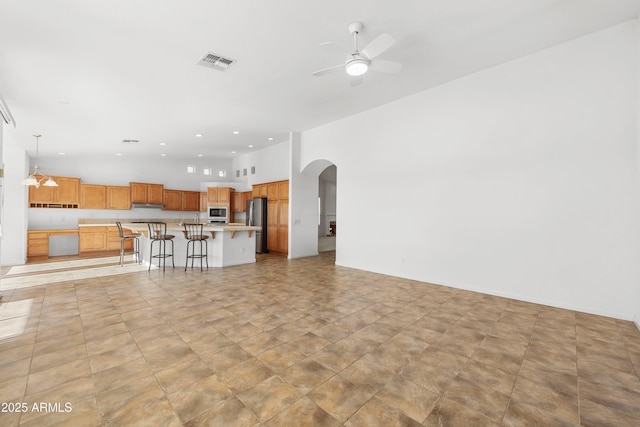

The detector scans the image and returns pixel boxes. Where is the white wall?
[31,156,234,189]
[300,21,639,320]
[1,128,29,265]
[232,142,289,186]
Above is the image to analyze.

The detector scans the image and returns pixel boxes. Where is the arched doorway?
[297,159,337,259]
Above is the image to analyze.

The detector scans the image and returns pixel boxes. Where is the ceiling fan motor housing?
[348,21,364,35]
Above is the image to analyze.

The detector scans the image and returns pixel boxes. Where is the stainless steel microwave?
[208,205,229,223]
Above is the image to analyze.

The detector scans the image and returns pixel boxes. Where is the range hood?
[131,202,164,209]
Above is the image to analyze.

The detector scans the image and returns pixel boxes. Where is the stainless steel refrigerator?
[246,197,268,253]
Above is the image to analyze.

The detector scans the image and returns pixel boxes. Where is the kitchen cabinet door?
[107,186,131,210]
[242,191,252,210]
[182,191,200,211]
[233,192,244,212]
[130,182,148,203]
[207,187,219,203]
[199,192,208,212]
[267,182,278,201]
[218,188,232,203]
[27,231,49,258]
[148,184,164,204]
[277,226,289,253]
[56,177,81,205]
[80,184,107,209]
[267,225,278,251]
[163,190,182,211]
[278,180,289,200]
[277,200,289,227]
[79,227,108,254]
[107,226,122,251]
[29,184,55,204]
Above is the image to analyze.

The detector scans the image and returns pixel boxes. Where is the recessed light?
[57,152,66,156]
[232,131,239,135]
[195,134,203,138]
[197,154,204,157]
[115,153,123,156]
[248,145,253,148]
[267,137,274,141]
[231,151,237,154]
[160,153,167,157]
[159,142,167,146]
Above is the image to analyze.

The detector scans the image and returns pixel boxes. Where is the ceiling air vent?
[121,139,139,144]
[197,52,236,71]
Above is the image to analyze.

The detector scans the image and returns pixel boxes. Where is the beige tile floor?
[0,252,639,426]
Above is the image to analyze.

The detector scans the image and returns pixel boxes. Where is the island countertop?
[121,222,261,234]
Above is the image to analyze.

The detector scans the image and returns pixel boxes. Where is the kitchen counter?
[122,222,261,268]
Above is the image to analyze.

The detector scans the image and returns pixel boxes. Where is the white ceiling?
[1,0,638,161]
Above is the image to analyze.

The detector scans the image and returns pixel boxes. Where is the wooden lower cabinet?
[79,226,132,256]
[27,231,49,259]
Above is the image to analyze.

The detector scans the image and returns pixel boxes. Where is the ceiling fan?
[312,21,402,86]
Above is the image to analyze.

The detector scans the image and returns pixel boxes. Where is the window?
[218,170,227,178]
[203,168,212,176]
[187,165,196,174]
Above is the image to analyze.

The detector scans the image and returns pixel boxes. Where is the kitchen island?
[123,223,261,268]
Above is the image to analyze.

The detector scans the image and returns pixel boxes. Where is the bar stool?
[116,222,141,266]
[147,222,175,271]
[182,223,209,271]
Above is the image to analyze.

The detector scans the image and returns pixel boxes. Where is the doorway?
[318,165,336,252]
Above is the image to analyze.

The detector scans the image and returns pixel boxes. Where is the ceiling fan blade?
[370,59,402,74]
[320,41,350,55]
[361,33,395,60]
[312,64,344,77]
[350,75,364,87]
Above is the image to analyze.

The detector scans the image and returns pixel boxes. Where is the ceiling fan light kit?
[345,56,369,76]
[313,21,402,84]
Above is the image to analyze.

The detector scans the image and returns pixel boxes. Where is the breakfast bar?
[124,222,261,268]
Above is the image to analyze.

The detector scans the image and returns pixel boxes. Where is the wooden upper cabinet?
[148,184,164,204]
[28,184,55,205]
[207,187,233,204]
[278,180,289,200]
[242,191,252,211]
[29,176,80,207]
[199,192,208,212]
[252,184,268,199]
[130,182,147,203]
[163,190,182,211]
[130,182,164,204]
[233,192,244,212]
[80,184,107,209]
[218,188,232,203]
[267,182,278,201]
[107,186,131,210]
[55,177,81,204]
[182,191,200,212]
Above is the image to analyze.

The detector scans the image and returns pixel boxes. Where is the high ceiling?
[1,0,638,161]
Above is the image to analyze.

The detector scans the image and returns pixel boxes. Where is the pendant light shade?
[22,134,57,188]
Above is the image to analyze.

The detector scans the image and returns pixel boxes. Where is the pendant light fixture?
[22,134,58,188]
